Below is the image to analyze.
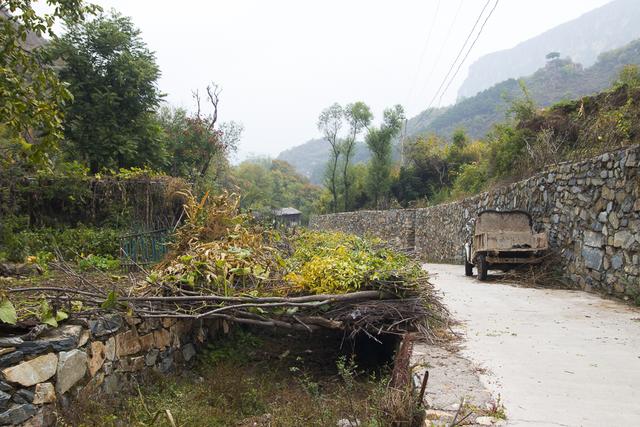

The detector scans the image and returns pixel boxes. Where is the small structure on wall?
[273,207,302,227]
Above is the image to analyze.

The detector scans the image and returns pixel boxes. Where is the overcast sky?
[90,0,612,160]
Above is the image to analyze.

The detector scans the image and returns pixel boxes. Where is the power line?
[438,0,500,106]
[405,0,442,106]
[416,0,465,102]
[421,0,492,120]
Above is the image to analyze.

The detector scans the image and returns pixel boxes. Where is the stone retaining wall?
[0,315,224,426]
[311,145,640,299]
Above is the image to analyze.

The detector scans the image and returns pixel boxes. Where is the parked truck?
[464,210,548,280]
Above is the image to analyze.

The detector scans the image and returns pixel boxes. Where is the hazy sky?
[89,0,612,160]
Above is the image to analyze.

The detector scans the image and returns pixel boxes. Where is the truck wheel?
[477,254,488,281]
[465,260,473,276]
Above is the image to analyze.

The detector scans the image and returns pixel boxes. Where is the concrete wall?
[0,315,224,425]
[311,145,640,299]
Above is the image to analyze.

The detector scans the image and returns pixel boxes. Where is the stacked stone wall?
[0,315,224,425]
[311,145,640,298]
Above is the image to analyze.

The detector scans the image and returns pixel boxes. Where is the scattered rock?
[0,382,12,393]
[2,353,57,387]
[0,338,25,348]
[424,409,454,421]
[33,383,56,404]
[475,415,507,426]
[56,350,88,394]
[336,418,360,427]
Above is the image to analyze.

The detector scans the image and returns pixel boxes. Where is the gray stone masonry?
[311,145,640,299]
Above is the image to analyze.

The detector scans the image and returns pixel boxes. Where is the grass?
[63,328,409,427]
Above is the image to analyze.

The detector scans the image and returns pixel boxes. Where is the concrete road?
[425,263,640,427]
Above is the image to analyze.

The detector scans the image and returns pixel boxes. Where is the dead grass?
[63,329,420,427]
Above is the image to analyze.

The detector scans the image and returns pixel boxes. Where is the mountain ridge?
[457,0,640,99]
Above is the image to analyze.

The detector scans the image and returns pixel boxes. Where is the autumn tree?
[342,102,372,210]
[365,105,404,208]
[317,103,343,213]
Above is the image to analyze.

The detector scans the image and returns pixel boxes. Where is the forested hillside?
[458,0,640,98]
[280,38,640,182]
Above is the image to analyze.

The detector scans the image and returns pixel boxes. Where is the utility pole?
[400,118,408,167]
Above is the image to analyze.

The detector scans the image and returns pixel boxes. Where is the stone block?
[115,330,141,357]
[0,391,10,410]
[89,315,123,337]
[145,349,159,366]
[88,341,106,377]
[56,349,88,394]
[0,351,24,368]
[582,247,603,270]
[0,404,38,425]
[182,343,196,362]
[153,329,171,349]
[2,353,57,387]
[583,231,603,248]
[139,333,155,351]
[33,382,56,404]
[105,337,116,361]
[613,230,633,248]
[119,356,145,372]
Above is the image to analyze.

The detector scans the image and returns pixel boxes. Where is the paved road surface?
[425,263,640,427]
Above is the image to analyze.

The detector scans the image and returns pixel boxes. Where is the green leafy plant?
[37,300,68,327]
[0,299,17,325]
[78,254,121,272]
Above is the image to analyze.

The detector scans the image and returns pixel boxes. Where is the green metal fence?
[119,229,170,271]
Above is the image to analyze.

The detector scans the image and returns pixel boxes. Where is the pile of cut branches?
[4,193,447,341]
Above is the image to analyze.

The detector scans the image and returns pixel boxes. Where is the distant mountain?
[407,38,640,140]
[277,138,369,185]
[458,0,640,99]
[279,37,640,181]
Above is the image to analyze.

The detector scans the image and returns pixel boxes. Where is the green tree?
[317,103,343,213]
[365,105,404,208]
[230,158,321,223]
[50,12,165,172]
[617,64,640,89]
[0,1,98,165]
[341,102,372,211]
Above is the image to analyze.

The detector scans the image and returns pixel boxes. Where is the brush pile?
[5,193,447,340]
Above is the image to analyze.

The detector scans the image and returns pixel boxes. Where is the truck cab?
[464,210,548,280]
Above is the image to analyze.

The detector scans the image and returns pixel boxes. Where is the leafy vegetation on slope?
[281,38,640,185]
